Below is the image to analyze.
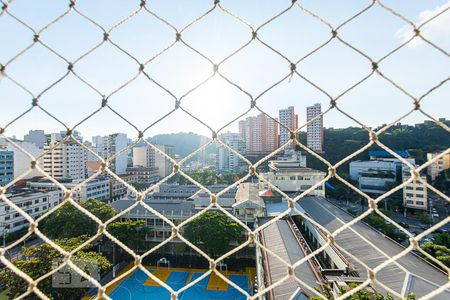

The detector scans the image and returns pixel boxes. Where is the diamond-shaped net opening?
[0,0,449,299]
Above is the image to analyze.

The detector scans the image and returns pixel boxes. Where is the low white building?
[358,170,396,195]
[403,168,428,211]
[260,160,326,197]
[27,177,110,202]
[0,189,61,234]
[427,152,450,181]
[233,183,266,228]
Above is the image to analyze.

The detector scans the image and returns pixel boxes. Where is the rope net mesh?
[0,0,449,299]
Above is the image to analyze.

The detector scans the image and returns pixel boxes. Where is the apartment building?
[95,133,128,175]
[3,141,43,179]
[279,106,298,147]
[0,150,14,187]
[133,146,155,168]
[0,189,61,234]
[427,152,450,181]
[154,144,175,178]
[239,113,279,156]
[217,132,247,172]
[403,168,428,211]
[43,137,86,181]
[306,103,324,153]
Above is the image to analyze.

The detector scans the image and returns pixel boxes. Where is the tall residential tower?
[306,103,324,153]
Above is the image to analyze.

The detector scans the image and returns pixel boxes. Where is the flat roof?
[110,199,194,215]
[297,197,449,299]
[260,218,319,299]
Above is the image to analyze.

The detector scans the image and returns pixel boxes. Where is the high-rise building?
[217,132,247,172]
[24,130,47,148]
[427,152,450,181]
[155,144,175,178]
[0,150,14,187]
[306,103,324,153]
[43,135,86,181]
[279,106,298,146]
[133,146,155,168]
[96,134,128,175]
[239,113,279,156]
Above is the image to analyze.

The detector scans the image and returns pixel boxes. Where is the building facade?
[403,168,428,211]
[279,106,298,147]
[96,133,128,175]
[23,130,47,148]
[132,146,155,168]
[0,151,14,187]
[0,189,61,234]
[43,137,86,181]
[239,113,279,156]
[154,144,175,178]
[260,160,326,197]
[306,103,324,153]
[4,141,43,179]
[217,132,247,172]
[126,167,159,184]
[427,152,450,181]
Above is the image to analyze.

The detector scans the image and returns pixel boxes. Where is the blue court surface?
[109,269,250,300]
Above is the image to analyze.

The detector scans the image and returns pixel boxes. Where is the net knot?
[212,131,217,139]
[175,33,181,41]
[138,131,144,138]
[252,31,257,39]
[30,160,37,169]
[370,131,378,142]
[0,128,4,135]
[139,64,145,72]
[328,167,336,177]
[414,100,420,110]
[69,0,76,8]
[101,97,108,107]
[371,61,378,70]
[66,129,73,137]
[290,62,296,72]
[2,3,8,11]
[331,29,338,38]
[214,0,220,5]
[140,0,146,7]
[175,100,180,109]
[414,28,420,36]
[103,32,109,41]
[33,34,40,42]
[67,63,74,71]
[330,99,337,108]
[32,98,38,106]
[213,64,218,73]
[0,64,5,73]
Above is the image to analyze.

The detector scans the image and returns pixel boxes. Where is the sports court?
[108,266,253,300]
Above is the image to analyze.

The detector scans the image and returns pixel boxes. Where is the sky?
[0,0,449,141]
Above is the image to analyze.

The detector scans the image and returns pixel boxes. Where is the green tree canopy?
[108,219,151,250]
[184,211,242,257]
[41,199,116,239]
[0,236,111,299]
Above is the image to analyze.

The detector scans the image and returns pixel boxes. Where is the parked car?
[398,222,410,228]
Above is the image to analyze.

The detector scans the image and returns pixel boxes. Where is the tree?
[184,211,242,257]
[108,219,151,250]
[417,212,433,225]
[41,199,116,239]
[432,233,450,248]
[421,242,450,268]
[0,236,111,299]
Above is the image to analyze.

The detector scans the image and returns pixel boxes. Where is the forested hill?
[299,120,450,173]
[148,132,211,157]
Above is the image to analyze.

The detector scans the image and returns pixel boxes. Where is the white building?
[358,171,396,195]
[23,130,47,148]
[427,152,450,181]
[260,160,326,197]
[27,178,110,202]
[155,144,175,178]
[306,103,324,153]
[43,136,86,181]
[4,141,43,179]
[96,133,128,175]
[0,189,61,234]
[217,132,247,172]
[403,168,428,211]
[279,106,298,147]
[133,146,155,168]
